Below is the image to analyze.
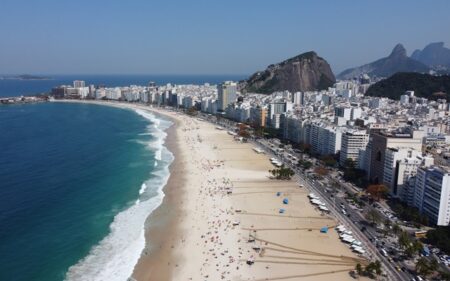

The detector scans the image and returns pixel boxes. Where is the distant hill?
[0,74,51,80]
[365,72,450,100]
[239,51,335,94]
[411,42,450,71]
[338,44,430,80]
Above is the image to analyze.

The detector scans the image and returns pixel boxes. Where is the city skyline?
[0,0,449,75]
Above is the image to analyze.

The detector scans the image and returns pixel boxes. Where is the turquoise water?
[0,102,172,281]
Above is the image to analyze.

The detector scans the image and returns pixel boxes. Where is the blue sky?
[0,0,449,75]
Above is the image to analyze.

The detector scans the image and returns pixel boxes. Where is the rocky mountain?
[239,51,335,94]
[411,42,450,70]
[365,72,450,100]
[337,44,430,80]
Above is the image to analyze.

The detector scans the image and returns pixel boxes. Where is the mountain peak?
[389,44,407,58]
[338,43,429,79]
[240,51,335,94]
[411,41,450,69]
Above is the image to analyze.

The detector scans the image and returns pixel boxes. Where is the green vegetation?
[366,72,450,101]
[366,184,388,201]
[397,230,423,257]
[320,154,337,167]
[342,158,367,188]
[186,106,198,116]
[426,225,450,254]
[415,257,438,277]
[297,159,313,170]
[366,207,382,225]
[297,142,311,155]
[391,202,429,226]
[355,260,382,279]
[269,165,295,180]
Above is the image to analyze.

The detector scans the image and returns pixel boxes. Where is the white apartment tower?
[73,80,86,88]
[217,81,237,112]
[339,130,369,166]
[413,166,450,226]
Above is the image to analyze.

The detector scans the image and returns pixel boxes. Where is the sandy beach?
[57,100,367,281]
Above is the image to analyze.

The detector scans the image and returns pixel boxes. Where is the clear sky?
[0,0,449,75]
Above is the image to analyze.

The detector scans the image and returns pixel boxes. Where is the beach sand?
[56,101,367,281]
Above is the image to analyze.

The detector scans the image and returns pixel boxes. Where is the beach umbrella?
[283,198,289,204]
[279,208,285,213]
[276,192,281,196]
[320,227,328,233]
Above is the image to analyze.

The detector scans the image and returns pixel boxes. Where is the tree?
[314,166,329,176]
[398,231,411,250]
[366,184,388,201]
[298,142,311,154]
[344,158,356,169]
[416,257,433,276]
[298,160,312,170]
[363,260,382,278]
[320,154,337,167]
[373,260,382,276]
[355,263,363,275]
[238,123,251,139]
[269,165,295,180]
[411,240,423,255]
[439,271,450,281]
[186,106,198,116]
[426,225,450,253]
[366,208,382,225]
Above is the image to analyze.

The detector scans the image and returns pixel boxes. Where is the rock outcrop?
[240,51,335,94]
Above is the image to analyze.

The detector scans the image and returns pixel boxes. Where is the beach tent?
[283,198,289,204]
[276,192,281,196]
[320,227,328,233]
[279,208,285,214]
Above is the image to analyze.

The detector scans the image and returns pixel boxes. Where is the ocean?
[0,74,247,97]
[0,102,173,281]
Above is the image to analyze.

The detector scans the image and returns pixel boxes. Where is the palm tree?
[355,263,363,276]
[416,257,432,276]
[398,231,411,250]
[411,240,423,255]
[373,260,382,276]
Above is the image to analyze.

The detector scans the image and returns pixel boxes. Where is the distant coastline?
[0,74,52,80]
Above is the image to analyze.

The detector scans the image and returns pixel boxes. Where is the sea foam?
[65,109,174,281]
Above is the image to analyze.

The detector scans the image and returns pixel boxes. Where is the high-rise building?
[293,92,305,105]
[217,81,237,112]
[335,106,352,120]
[367,130,423,183]
[73,80,86,88]
[250,106,267,128]
[413,166,450,226]
[383,148,433,198]
[339,130,369,166]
